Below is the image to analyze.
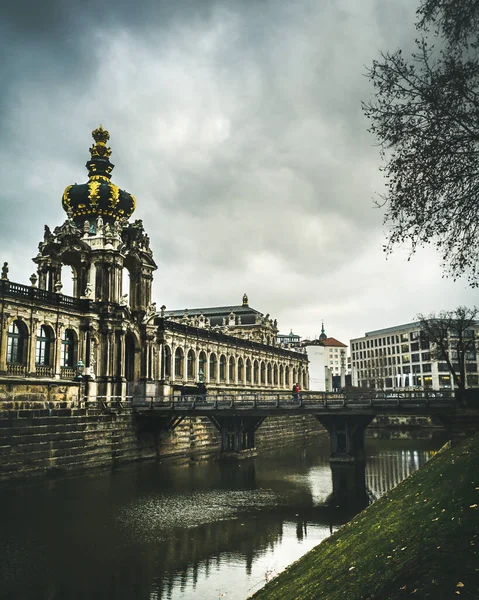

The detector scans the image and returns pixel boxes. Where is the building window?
[7,320,27,364]
[237,358,244,382]
[209,353,217,380]
[164,346,172,377]
[61,329,75,367]
[187,349,195,379]
[253,360,259,384]
[219,355,226,382]
[246,359,252,383]
[174,348,184,378]
[198,351,206,382]
[439,374,451,388]
[35,325,53,366]
[260,362,266,385]
[229,356,235,382]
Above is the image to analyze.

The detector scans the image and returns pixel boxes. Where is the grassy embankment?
[251,433,479,599]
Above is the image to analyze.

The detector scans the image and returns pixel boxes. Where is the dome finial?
[90,124,112,159]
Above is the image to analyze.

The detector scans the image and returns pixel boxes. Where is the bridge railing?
[130,390,456,411]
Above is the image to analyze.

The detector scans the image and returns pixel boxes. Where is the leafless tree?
[363,0,479,286]
[417,306,479,391]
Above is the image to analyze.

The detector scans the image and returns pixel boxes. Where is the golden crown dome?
[61,126,136,226]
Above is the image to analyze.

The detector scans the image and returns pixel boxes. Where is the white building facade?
[350,321,479,390]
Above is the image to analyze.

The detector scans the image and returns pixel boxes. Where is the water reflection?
[0,434,448,600]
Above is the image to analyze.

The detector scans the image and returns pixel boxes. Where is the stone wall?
[0,380,324,480]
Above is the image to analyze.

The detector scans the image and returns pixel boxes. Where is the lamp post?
[75,360,84,406]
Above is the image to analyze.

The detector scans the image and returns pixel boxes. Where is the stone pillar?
[315,413,375,507]
[171,344,176,383]
[54,326,62,379]
[27,318,39,376]
[182,348,187,384]
[205,352,210,384]
[118,329,126,380]
[0,314,9,374]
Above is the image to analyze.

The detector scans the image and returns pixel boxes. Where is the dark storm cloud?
[1,0,476,347]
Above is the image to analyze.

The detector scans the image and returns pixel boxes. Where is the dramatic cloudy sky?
[1,0,477,347]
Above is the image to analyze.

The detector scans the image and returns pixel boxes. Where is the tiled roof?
[303,337,347,348]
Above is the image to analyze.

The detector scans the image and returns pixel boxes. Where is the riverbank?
[251,432,479,599]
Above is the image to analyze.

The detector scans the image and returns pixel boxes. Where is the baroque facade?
[0,126,308,399]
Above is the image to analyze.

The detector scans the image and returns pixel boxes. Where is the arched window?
[303,370,308,390]
[260,362,266,385]
[198,351,207,382]
[35,325,53,366]
[229,356,235,383]
[279,365,284,387]
[209,353,217,380]
[61,329,75,367]
[125,332,136,381]
[219,355,226,382]
[292,368,297,387]
[273,364,278,385]
[285,367,290,386]
[164,345,172,377]
[7,320,27,364]
[246,358,252,383]
[253,360,259,384]
[267,363,272,385]
[237,358,244,383]
[187,349,195,380]
[175,347,184,378]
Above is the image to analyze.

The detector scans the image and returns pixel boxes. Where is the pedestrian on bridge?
[292,383,300,401]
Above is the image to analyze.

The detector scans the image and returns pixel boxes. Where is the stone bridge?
[127,389,463,506]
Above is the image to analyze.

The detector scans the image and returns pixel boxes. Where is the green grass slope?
[251,434,479,599]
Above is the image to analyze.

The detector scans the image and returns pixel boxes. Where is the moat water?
[0,431,448,600]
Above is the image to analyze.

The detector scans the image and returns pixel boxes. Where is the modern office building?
[350,321,479,390]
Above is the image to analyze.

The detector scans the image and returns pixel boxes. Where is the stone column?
[27,318,39,376]
[0,313,10,374]
[54,325,62,379]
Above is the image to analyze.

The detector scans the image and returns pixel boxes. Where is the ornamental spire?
[319,321,327,340]
[86,124,114,179]
[89,124,112,159]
